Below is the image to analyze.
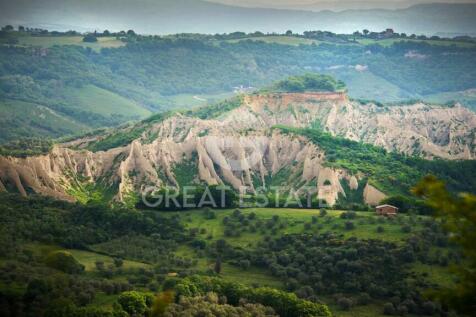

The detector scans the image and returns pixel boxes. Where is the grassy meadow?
[0,99,88,142]
[167,208,426,247]
[17,207,443,282]
[17,35,126,51]
[64,84,151,118]
[0,84,151,143]
[23,243,150,272]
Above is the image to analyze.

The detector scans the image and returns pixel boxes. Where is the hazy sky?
[1,0,475,35]
[209,0,476,10]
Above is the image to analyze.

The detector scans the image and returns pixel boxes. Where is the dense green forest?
[0,190,464,316]
[0,194,331,316]
[1,32,476,142]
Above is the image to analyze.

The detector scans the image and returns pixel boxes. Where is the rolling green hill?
[0,83,151,142]
[0,99,88,142]
[64,84,150,118]
[1,33,475,142]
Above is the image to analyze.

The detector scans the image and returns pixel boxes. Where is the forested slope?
[1,35,475,142]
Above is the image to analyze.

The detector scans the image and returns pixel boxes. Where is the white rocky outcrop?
[1,92,474,205]
[363,183,387,206]
[225,94,476,160]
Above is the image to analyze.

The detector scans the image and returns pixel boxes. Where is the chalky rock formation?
[1,92,475,206]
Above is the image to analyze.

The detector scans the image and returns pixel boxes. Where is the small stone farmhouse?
[375,204,398,216]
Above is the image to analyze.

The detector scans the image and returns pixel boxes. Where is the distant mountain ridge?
[1,0,476,35]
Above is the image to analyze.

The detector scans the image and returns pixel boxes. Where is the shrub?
[422,301,436,315]
[95,260,105,271]
[232,209,241,218]
[163,278,180,290]
[82,34,98,42]
[191,239,207,250]
[401,299,417,313]
[239,259,251,270]
[203,208,216,220]
[214,258,222,274]
[337,297,353,310]
[45,251,84,274]
[295,286,315,299]
[151,291,175,317]
[358,293,371,305]
[113,258,124,268]
[340,211,356,219]
[344,221,355,230]
[118,291,148,316]
[396,304,408,316]
[383,302,396,315]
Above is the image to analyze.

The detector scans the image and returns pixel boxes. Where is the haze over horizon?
[0,0,475,35]
[209,0,476,11]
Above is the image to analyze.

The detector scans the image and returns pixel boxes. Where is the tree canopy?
[414,176,476,314]
[268,73,346,93]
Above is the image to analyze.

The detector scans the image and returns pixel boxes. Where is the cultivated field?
[17,35,126,51]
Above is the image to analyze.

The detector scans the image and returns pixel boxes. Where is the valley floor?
[1,204,457,316]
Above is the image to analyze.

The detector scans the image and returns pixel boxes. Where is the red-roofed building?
[376,204,398,217]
